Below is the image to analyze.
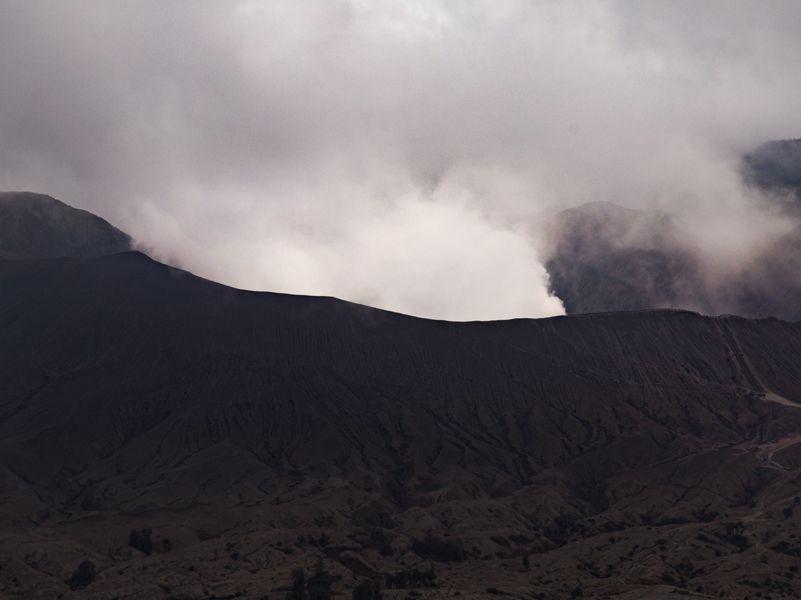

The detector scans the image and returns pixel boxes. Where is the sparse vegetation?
[715,522,751,552]
[739,576,793,593]
[286,560,336,600]
[287,567,307,600]
[129,527,154,555]
[66,560,97,590]
[307,559,334,600]
[771,540,801,557]
[352,578,382,600]
[411,535,464,562]
[691,506,719,523]
[384,567,436,589]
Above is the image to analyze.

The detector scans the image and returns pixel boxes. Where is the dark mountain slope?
[0,191,131,259]
[3,252,801,598]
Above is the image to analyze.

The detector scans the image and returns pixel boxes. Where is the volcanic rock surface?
[2,195,801,599]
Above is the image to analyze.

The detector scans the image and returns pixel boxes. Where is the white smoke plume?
[2,1,801,319]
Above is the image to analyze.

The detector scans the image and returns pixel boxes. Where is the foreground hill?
[0,191,131,259]
[3,247,801,598]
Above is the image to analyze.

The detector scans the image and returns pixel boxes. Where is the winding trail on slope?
[717,319,799,408]
[714,319,801,530]
[717,319,801,473]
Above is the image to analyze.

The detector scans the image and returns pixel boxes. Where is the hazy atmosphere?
[7,4,801,597]
[2,0,801,319]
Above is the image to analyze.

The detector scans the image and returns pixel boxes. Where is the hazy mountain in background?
[544,139,801,321]
[2,193,801,598]
[543,202,703,315]
[0,191,131,260]
[743,138,801,210]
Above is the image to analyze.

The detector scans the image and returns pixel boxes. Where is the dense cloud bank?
[2,1,801,319]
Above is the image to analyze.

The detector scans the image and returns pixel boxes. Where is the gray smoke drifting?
[1,1,801,319]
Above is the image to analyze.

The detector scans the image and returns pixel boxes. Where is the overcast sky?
[2,1,801,319]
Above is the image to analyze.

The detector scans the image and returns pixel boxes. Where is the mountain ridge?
[3,247,801,598]
[0,191,132,260]
[3,192,801,598]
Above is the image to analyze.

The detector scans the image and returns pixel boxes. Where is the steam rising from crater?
[1,1,801,319]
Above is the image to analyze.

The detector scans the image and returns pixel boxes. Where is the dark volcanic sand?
[2,251,801,598]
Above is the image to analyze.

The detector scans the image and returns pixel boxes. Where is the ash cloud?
[1,1,801,319]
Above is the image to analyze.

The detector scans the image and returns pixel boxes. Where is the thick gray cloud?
[1,1,801,319]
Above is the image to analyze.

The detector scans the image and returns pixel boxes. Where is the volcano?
[2,194,801,599]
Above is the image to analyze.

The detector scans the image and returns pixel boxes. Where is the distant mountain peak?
[0,191,132,259]
[544,196,801,321]
[743,137,801,191]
